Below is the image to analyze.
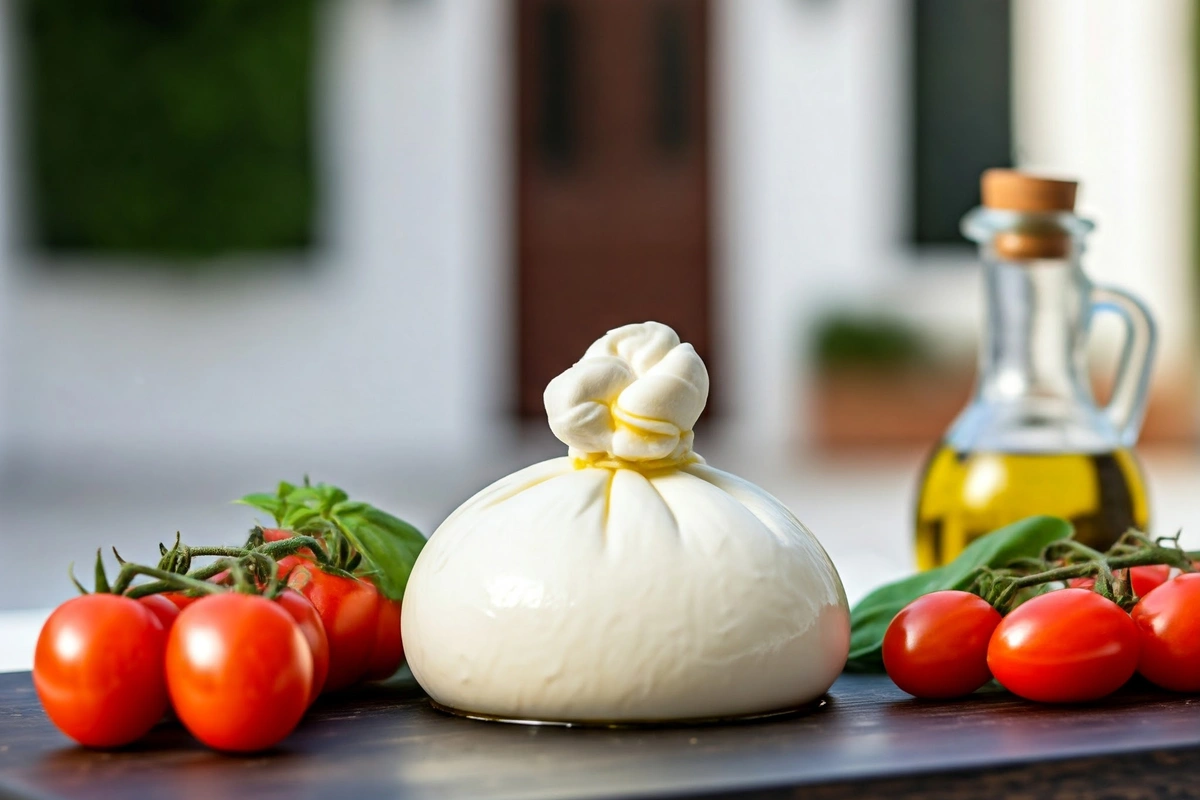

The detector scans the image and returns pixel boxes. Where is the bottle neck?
[977,257,1093,405]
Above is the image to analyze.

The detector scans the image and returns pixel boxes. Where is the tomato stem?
[118,563,230,598]
[986,532,1200,614]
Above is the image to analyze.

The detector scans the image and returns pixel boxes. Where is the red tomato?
[166,593,312,753]
[34,594,169,748]
[1132,572,1200,692]
[138,594,181,631]
[275,588,330,704]
[988,588,1139,703]
[264,528,316,568]
[286,564,381,691]
[1068,565,1171,597]
[274,555,308,582]
[882,590,1001,699]
[161,592,200,611]
[363,598,404,681]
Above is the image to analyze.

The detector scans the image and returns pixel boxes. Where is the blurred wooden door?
[516,0,711,416]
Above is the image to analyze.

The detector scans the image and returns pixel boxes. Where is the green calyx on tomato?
[238,478,426,602]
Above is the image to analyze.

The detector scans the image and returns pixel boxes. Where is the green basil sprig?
[845,515,1073,673]
[239,480,426,602]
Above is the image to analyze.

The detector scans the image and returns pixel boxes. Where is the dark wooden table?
[2,670,1200,800]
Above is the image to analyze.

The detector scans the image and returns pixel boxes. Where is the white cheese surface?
[401,322,850,722]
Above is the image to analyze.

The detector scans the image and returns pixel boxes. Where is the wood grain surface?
[1,671,1199,800]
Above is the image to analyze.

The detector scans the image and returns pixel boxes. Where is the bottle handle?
[1089,284,1157,446]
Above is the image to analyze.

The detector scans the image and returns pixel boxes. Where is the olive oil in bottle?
[914,446,1149,570]
[913,170,1157,569]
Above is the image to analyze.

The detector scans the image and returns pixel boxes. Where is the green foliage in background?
[810,312,931,370]
[25,0,317,258]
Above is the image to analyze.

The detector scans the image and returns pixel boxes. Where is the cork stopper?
[980,169,1077,259]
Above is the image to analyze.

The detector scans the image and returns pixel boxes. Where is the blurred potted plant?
[808,312,974,449]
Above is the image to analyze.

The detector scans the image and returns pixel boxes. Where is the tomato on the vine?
[1068,565,1171,598]
[161,592,200,611]
[138,593,181,631]
[263,528,316,572]
[1132,572,1200,692]
[276,588,330,704]
[166,593,313,752]
[286,563,381,691]
[364,598,404,682]
[882,590,1001,699]
[34,594,169,748]
[988,588,1139,703]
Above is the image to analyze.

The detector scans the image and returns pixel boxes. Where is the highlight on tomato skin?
[33,594,170,749]
[1132,572,1200,693]
[882,590,1001,699]
[165,593,313,753]
[987,588,1140,704]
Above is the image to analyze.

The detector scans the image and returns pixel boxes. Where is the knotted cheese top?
[543,322,710,469]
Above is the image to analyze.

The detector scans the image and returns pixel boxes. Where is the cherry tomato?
[263,528,316,571]
[276,588,330,704]
[882,590,1000,699]
[138,594,181,631]
[1068,565,1171,597]
[987,588,1139,703]
[34,594,169,748]
[274,555,308,582]
[286,563,381,691]
[166,593,313,752]
[161,592,200,611]
[262,528,293,543]
[363,598,404,681]
[1132,572,1200,692]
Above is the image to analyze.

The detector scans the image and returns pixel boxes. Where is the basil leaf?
[240,480,428,601]
[282,506,323,531]
[236,493,285,523]
[844,515,1073,673]
[331,500,427,601]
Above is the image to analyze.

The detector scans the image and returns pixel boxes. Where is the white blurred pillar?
[1013,0,1196,386]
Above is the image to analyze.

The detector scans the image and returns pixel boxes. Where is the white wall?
[715,0,980,445]
[0,0,512,464]
[1013,0,1196,376]
[0,0,1190,463]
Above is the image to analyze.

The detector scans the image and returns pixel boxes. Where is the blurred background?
[0,0,1199,654]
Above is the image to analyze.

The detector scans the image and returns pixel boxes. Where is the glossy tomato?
[166,593,313,752]
[987,588,1139,703]
[275,588,330,703]
[1132,572,1200,692]
[363,598,404,681]
[262,528,293,543]
[263,528,316,572]
[1069,565,1171,597]
[34,594,169,748]
[882,590,1001,699]
[286,563,381,691]
[138,593,181,631]
[161,592,200,611]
